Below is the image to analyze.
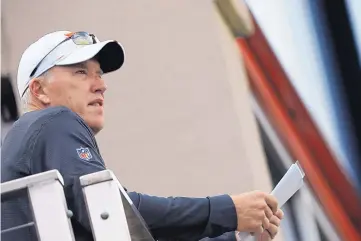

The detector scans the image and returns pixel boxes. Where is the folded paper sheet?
[239,161,306,240]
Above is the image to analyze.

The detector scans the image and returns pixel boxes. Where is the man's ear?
[29,78,50,105]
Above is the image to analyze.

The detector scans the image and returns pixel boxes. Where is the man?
[1,31,284,241]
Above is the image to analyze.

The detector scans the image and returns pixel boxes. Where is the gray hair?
[21,88,31,113]
[21,71,50,114]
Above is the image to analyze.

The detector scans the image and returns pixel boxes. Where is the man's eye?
[76,70,87,74]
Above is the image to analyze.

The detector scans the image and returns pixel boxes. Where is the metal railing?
[80,170,132,241]
[1,170,75,241]
[1,169,154,241]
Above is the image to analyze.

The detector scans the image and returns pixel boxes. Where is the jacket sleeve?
[128,192,237,240]
[32,109,238,240]
[200,232,237,241]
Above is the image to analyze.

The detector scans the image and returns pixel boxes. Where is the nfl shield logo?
[76,147,93,161]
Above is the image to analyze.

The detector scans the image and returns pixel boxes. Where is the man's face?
[43,59,106,133]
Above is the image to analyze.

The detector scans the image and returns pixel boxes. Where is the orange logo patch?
[64,32,74,37]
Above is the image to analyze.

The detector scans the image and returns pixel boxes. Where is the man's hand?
[260,209,284,240]
[230,191,279,234]
[235,209,284,241]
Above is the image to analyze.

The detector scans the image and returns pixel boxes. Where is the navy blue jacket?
[1,106,237,241]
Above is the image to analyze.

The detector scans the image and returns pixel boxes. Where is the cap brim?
[56,40,125,73]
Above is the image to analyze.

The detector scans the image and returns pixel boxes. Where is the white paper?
[238,161,305,240]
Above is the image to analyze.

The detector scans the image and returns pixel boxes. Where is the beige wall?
[2,0,274,200]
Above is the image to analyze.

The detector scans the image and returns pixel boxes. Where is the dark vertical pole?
[308,0,361,194]
[320,0,361,192]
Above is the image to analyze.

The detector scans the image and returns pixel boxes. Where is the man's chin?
[91,126,103,135]
[85,119,104,135]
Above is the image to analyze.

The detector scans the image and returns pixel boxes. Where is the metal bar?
[0,170,64,195]
[80,170,132,241]
[28,175,75,241]
[1,222,35,234]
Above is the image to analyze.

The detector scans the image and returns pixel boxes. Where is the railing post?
[80,170,132,241]
[1,170,75,241]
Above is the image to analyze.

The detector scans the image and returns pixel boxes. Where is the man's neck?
[26,101,47,112]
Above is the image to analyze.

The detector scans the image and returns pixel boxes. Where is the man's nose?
[93,77,107,95]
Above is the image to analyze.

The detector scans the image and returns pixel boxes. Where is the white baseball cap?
[17,30,125,97]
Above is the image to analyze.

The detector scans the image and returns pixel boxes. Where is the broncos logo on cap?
[64,32,75,37]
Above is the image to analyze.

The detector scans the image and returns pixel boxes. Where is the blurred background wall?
[1,0,274,202]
